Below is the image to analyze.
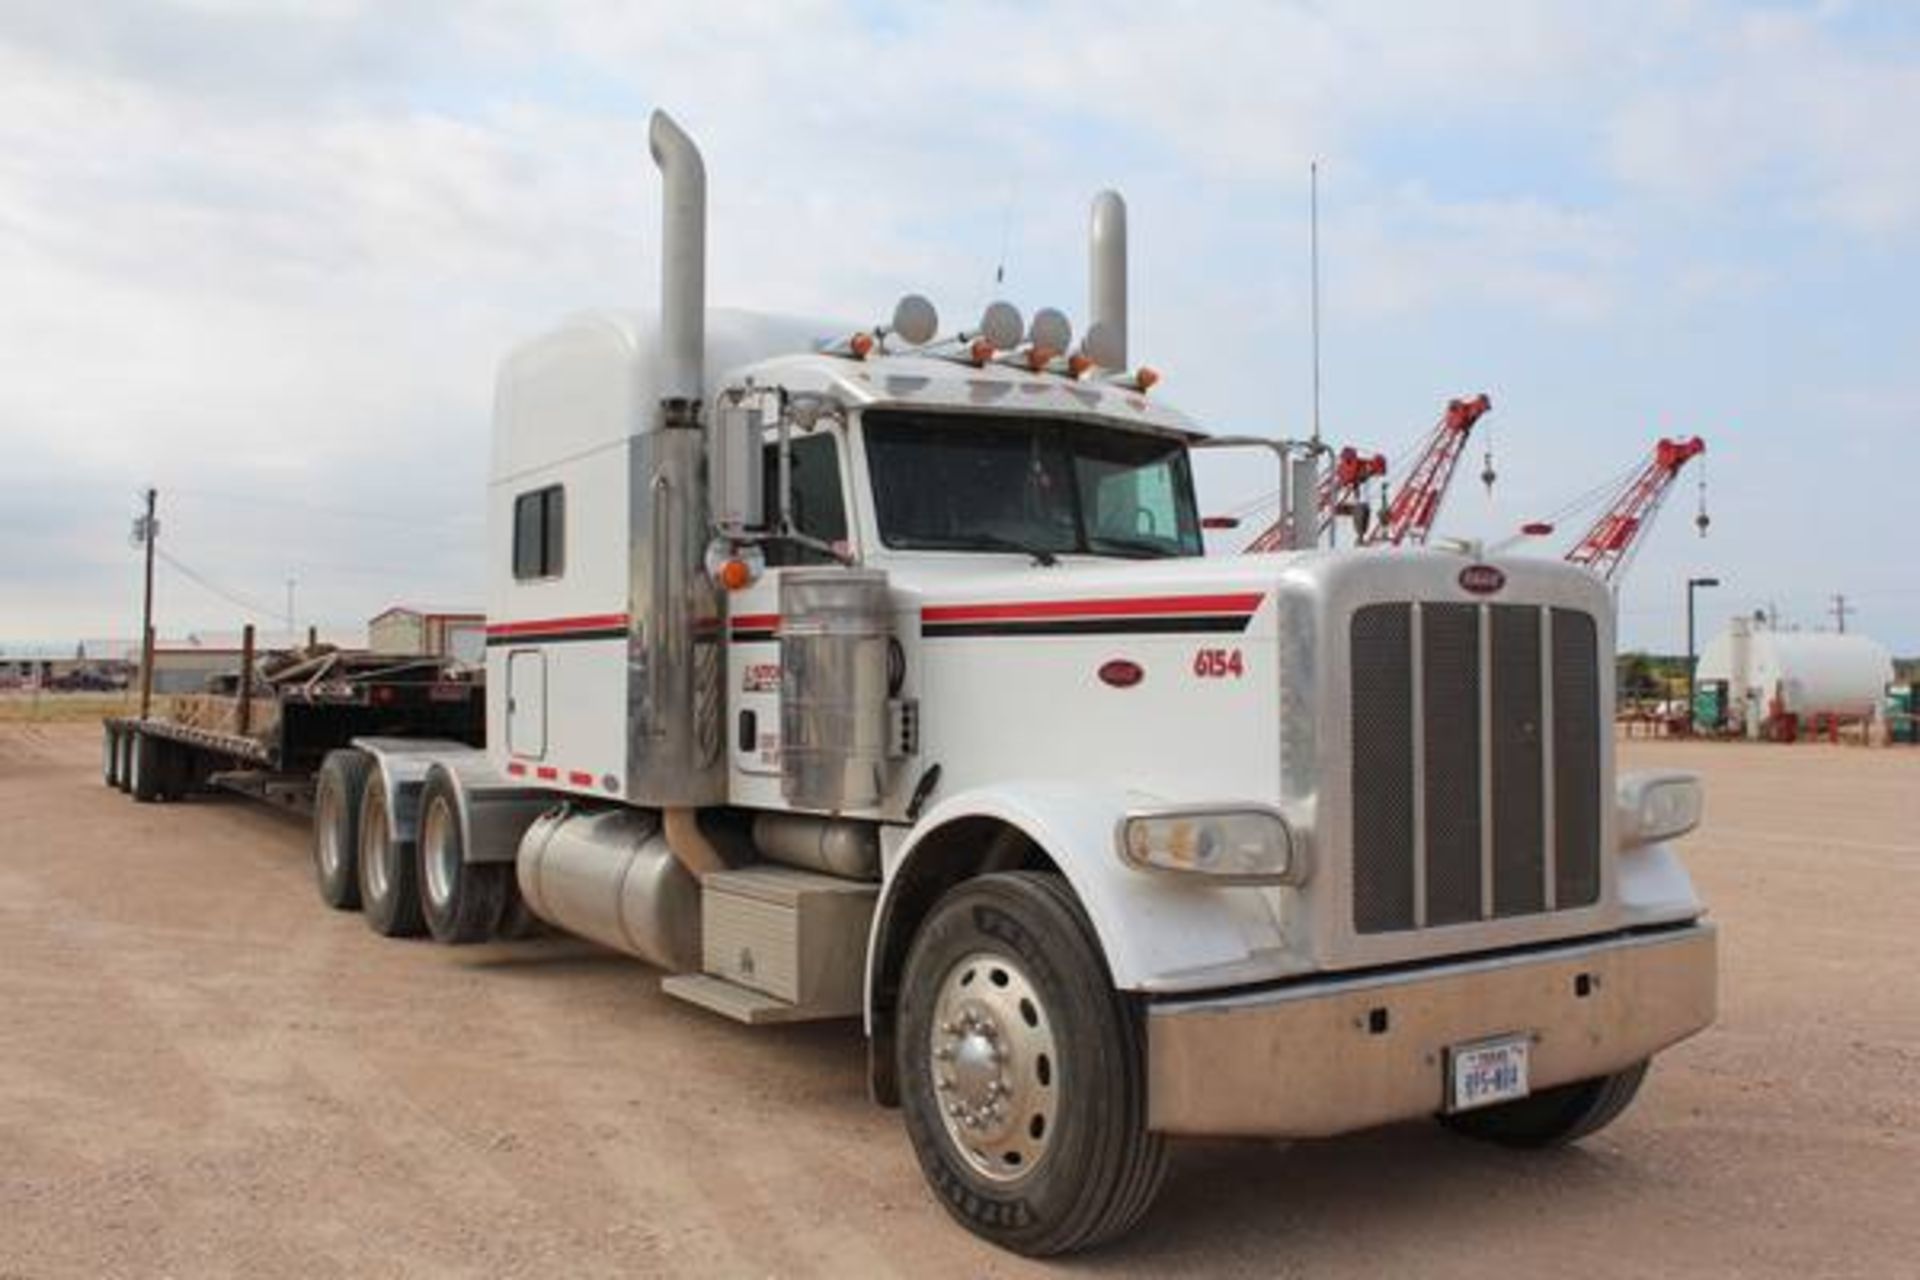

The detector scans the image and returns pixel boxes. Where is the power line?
[155,547,285,620]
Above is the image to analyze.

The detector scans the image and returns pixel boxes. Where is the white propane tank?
[1698,625,1893,719]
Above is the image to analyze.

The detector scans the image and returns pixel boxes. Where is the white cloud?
[1606,6,1920,236]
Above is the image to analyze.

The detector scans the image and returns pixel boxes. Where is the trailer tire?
[114,728,134,793]
[102,724,122,788]
[1439,1059,1650,1148]
[312,749,373,911]
[416,772,507,945]
[128,731,162,803]
[156,740,193,801]
[358,771,424,938]
[895,872,1167,1257]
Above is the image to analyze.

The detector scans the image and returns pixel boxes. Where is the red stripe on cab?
[922,592,1263,624]
[485,613,629,638]
[535,766,558,781]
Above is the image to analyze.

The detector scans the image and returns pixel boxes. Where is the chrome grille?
[1350,601,1602,934]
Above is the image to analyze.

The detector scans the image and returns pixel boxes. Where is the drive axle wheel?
[896,872,1166,1257]
[416,772,507,945]
[357,772,424,938]
[1439,1060,1650,1148]
[312,749,372,910]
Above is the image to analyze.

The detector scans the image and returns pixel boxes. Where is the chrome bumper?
[1146,924,1717,1137]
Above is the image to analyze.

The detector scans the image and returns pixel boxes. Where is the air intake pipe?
[1089,190,1128,370]
[649,110,706,407]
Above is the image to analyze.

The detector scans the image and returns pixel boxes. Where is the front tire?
[416,772,508,944]
[312,750,372,910]
[1439,1060,1650,1148]
[896,872,1167,1257]
[357,772,424,938]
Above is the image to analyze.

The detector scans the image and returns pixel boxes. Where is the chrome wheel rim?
[361,792,390,902]
[316,781,344,879]
[422,797,458,910]
[929,950,1059,1184]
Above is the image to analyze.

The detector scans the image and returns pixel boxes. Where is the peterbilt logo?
[1458,564,1506,595]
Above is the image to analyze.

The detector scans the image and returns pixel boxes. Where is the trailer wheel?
[895,872,1167,1257]
[1439,1059,1650,1148]
[102,724,122,788]
[416,772,507,945]
[357,771,424,938]
[156,740,193,801]
[113,728,134,793]
[312,749,373,911]
[128,732,162,803]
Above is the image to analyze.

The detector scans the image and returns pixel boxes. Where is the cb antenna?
[1309,160,1322,447]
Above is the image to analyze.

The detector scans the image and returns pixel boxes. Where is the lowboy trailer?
[102,112,1717,1257]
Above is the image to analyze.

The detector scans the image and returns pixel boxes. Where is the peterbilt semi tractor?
[110,111,1718,1256]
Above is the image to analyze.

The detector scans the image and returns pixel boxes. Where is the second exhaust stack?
[649,110,706,407]
[1090,190,1128,369]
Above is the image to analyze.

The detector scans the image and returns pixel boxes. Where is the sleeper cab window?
[513,485,565,580]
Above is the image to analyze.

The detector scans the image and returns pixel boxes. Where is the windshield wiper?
[972,533,1060,566]
[898,533,1060,566]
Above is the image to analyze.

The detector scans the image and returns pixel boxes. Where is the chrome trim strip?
[1410,602,1428,928]
[1541,605,1558,911]
[1477,602,1495,921]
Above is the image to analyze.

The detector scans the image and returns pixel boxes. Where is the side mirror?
[709,394,765,531]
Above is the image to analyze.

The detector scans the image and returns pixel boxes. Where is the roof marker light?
[1135,366,1160,393]
[848,331,875,359]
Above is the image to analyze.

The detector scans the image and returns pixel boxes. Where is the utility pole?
[1830,593,1853,634]
[285,578,296,643]
[134,488,157,720]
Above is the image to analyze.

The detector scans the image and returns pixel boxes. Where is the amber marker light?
[969,337,996,366]
[1135,366,1160,393]
[1067,353,1095,379]
[717,558,754,591]
[849,331,875,359]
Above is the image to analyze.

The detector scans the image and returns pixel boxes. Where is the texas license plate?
[1448,1034,1530,1111]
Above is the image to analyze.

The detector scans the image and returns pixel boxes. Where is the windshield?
[863,410,1203,559]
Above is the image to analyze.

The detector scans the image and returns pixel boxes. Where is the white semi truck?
[111,111,1717,1256]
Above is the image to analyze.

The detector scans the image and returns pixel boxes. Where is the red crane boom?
[1242,445,1386,552]
[1365,393,1492,547]
[1241,393,1490,553]
[1561,436,1706,583]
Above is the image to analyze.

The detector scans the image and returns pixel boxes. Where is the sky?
[2,1,1916,654]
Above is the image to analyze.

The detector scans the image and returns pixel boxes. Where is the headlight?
[1616,771,1704,849]
[1117,806,1306,885]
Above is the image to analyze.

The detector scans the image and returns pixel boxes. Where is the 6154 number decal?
[1192,648,1245,679]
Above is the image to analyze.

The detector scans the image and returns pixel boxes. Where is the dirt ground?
[2,723,1916,1278]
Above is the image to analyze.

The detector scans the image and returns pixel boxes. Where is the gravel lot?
[3,722,1916,1278]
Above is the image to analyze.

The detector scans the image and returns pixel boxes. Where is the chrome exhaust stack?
[1089,190,1128,369]
[648,109,706,409]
